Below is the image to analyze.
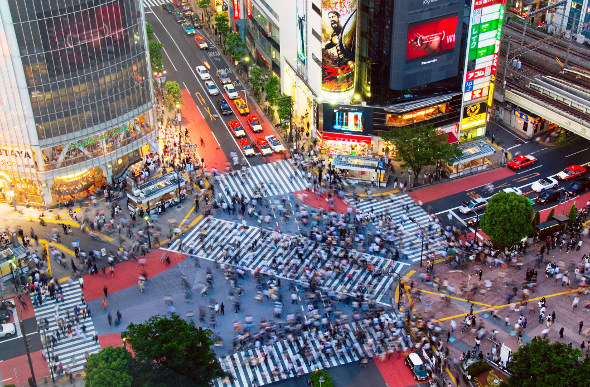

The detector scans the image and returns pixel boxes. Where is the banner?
[321,0,357,92]
[233,0,239,19]
[296,0,306,64]
[246,0,252,17]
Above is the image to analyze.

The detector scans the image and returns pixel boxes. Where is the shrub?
[310,370,333,387]
[466,360,491,378]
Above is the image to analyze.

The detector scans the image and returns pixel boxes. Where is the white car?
[265,135,285,152]
[205,81,219,96]
[459,197,488,214]
[196,65,210,80]
[224,83,239,99]
[531,176,558,192]
[502,187,523,196]
[0,323,15,338]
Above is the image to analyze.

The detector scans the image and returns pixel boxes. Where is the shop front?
[446,140,495,178]
[319,132,372,156]
[50,166,106,204]
[459,102,488,142]
[318,103,374,156]
[331,154,389,187]
[511,110,544,138]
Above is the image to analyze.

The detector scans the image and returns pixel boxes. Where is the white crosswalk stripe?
[216,160,308,202]
[214,313,409,386]
[353,194,447,263]
[169,217,409,299]
[142,0,170,8]
[33,282,101,375]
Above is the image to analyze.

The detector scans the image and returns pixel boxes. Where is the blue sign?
[465,80,474,92]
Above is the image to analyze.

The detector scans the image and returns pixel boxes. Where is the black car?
[162,3,175,13]
[0,309,10,323]
[536,189,561,205]
[565,177,590,196]
[174,12,185,24]
[217,99,233,115]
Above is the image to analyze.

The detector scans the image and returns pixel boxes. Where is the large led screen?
[321,104,373,137]
[406,15,458,62]
[321,0,357,93]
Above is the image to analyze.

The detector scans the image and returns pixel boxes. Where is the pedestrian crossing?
[214,313,409,386]
[353,194,447,263]
[33,282,101,376]
[169,217,409,302]
[142,0,169,8]
[216,160,308,203]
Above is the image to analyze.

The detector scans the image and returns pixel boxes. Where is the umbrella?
[120,218,127,224]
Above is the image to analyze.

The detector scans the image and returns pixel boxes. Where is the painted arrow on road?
[204,106,216,120]
[515,172,540,182]
[194,92,205,105]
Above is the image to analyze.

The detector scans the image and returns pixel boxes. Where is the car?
[247,115,263,132]
[565,177,590,196]
[557,165,586,181]
[265,135,285,152]
[0,323,15,338]
[238,138,256,157]
[531,176,559,192]
[224,83,239,99]
[405,352,429,381]
[228,120,245,138]
[217,99,233,115]
[0,309,10,324]
[205,80,219,96]
[502,187,523,196]
[181,3,193,16]
[458,197,488,214]
[508,154,537,169]
[234,98,249,115]
[255,138,273,156]
[181,23,195,35]
[174,12,185,24]
[194,36,208,49]
[195,65,210,80]
[536,189,561,205]
[162,3,175,13]
[216,70,231,84]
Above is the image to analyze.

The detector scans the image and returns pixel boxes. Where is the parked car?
[238,138,255,157]
[265,135,285,152]
[194,36,208,49]
[195,65,210,80]
[508,154,537,169]
[217,99,233,115]
[531,176,558,192]
[247,115,263,132]
[205,81,219,96]
[0,323,15,338]
[224,84,239,99]
[0,309,10,324]
[536,189,561,205]
[557,165,586,181]
[459,197,488,214]
[565,177,590,196]
[255,138,272,156]
[405,352,429,381]
[216,70,231,84]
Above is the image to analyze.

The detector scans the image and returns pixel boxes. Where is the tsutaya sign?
[0,147,36,170]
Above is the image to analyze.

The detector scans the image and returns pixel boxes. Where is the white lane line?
[161,47,178,72]
[517,165,542,174]
[565,148,589,158]
[450,209,466,226]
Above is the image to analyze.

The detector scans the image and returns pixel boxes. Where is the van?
[405,352,429,380]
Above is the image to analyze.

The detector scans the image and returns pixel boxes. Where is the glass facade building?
[0,0,155,206]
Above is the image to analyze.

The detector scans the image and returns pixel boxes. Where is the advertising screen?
[321,0,357,93]
[333,110,364,132]
[296,0,307,65]
[406,15,458,62]
[322,104,373,137]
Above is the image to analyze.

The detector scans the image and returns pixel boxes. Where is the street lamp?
[409,217,425,267]
[144,214,152,249]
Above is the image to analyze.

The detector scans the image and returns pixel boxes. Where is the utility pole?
[21,319,37,387]
[502,37,512,90]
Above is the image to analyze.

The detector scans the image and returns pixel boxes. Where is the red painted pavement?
[0,350,51,387]
[180,89,230,173]
[408,168,516,203]
[81,249,187,303]
[539,190,590,220]
[292,190,349,213]
[98,334,136,357]
[373,355,422,387]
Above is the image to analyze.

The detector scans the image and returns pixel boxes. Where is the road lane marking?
[449,210,466,226]
[516,165,542,174]
[195,92,205,105]
[514,172,539,182]
[565,148,589,158]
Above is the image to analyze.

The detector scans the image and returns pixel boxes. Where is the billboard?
[233,0,239,19]
[406,15,458,62]
[321,0,357,93]
[322,104,373,137]
[390,0,464,90]
[296,0,307,65]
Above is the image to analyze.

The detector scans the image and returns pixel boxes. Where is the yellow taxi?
[234,98,249,116]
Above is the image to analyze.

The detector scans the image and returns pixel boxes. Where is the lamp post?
[410,217,425,267]
[144,214,152,249]
[176,103,182,166]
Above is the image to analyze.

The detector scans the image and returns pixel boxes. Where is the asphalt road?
[0,317,42,361]
[145,7,268,169]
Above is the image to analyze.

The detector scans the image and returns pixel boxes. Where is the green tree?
[545,208,555,222]
[480,191,534,248]
[146,23,154,41]
[224,33,245,62]
[85,346,134,387]
[568,203,577,225]
[214,13,230,36]
[381,125,462,181]
[197,0,210,7]
[123,314,227,386]
[265,75,281,106]
[533,211,541,226]
[148,40,163,72]
[165,81,184,111]
[501,339,585,387]
[276,95,292,122]
[249,66,265,99]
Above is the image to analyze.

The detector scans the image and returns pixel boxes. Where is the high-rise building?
[0,0,155,206]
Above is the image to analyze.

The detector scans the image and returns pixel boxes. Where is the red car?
[255,138,272,156]
[247,115,263,132]
[508,154,537,169]
[228,120,245,138]
[557,165,586,181]
[238,138,255,157]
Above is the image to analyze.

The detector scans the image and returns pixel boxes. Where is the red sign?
[246,0,252,17]
[474,0,505,9]
[466,69,487,81]
[233,0,239,19]
[471,88,483,99]
[321,132,372,144]
[491,52,499,74]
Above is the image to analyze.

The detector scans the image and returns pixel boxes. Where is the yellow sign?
[466,104,482,117]
[462,112,487,130]
[487,83,495,107]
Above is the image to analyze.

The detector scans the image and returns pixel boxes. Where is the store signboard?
[461,112,487,129]
[246,0,252,17]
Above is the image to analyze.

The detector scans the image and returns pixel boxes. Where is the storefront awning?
[447,131,459,144]
[321,132,372,144]
[451,140,495,166]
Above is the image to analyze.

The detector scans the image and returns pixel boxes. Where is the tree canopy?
[85,346,134,387]
[480,191,533,248]
[165,81,184,111]
[123,314,227,386]
[197,0,210,8]
[224,33,245,62]
[145,23,154,41]
[501,338,588,387]
[265,75,281,106]
[380,125,461,182]
[249,66,265,99]
[148,40,163,72]
[214,14,230,36]
[276,94,292,122]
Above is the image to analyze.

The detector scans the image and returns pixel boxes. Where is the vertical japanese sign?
[246,0,252,17]
[233,0,240,19]
[321,0,357,92]
[296,0,307,64]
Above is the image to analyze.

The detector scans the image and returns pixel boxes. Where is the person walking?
[220,303,225,315]
[559,327,564,339]
[103,285,108,298]
[107,313,112,326]
[580,321,584,334]
[78,277,84,289]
